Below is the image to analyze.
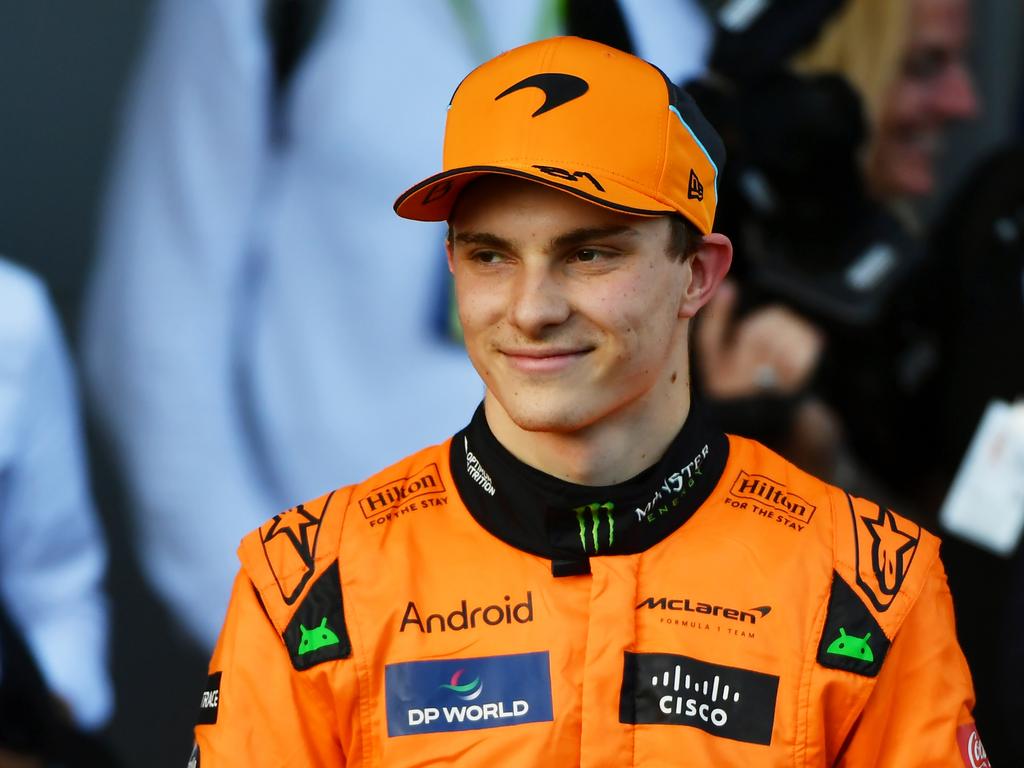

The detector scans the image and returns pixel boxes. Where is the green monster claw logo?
[298,617,341,655]
[826,627,874,662]
[574,502,615,552]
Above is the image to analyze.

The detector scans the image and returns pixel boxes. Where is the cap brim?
[394,165,676,222]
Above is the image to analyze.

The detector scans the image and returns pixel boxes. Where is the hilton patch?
[730,471,816,530]
[358,464,446,526]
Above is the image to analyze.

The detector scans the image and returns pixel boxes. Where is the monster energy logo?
[574,502,615,552]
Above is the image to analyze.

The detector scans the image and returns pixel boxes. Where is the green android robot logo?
[826,627,874,662]
[298,617,340,655]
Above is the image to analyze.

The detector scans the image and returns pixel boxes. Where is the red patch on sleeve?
[956,723,991,768]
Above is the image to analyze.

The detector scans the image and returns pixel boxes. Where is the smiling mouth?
[892,128,942,156]
[500,347,594,373]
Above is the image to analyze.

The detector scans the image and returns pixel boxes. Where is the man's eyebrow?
[452,225,639,251]
[549,225,639,251]
[452,231,515,249]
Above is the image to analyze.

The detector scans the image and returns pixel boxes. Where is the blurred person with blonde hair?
[717,4,1024,763]
[782,0,986,494]
[692,0,979,483]
[794,0,977,199]
[0,258,116,766]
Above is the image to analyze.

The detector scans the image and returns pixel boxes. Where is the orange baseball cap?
[394,36,724,234]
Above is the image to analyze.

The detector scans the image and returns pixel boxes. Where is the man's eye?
[572,249,603,263]
[472,250,505,264]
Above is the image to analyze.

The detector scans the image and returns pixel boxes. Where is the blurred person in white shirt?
[0,258,113,765]
[82,0,714,651]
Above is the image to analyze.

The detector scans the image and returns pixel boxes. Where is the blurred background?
[0,0,1021,765]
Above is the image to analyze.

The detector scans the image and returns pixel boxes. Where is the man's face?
[448,176,694,435]
[870,0,977,198]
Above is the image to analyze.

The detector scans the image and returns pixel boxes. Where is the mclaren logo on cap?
[688,169,704,202]
[495,73,589,117]
[423,179,453,205]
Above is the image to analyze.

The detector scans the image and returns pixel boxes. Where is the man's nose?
[508,264,571,336]
[934,62,979,120]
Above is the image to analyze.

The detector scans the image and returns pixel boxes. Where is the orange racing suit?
[190,405,984,766]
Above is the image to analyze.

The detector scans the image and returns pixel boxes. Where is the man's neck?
[482,380,693,487]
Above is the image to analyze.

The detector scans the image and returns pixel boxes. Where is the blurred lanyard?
[447,0,567,62]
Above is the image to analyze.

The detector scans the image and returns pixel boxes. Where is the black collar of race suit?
[450,402,729,576]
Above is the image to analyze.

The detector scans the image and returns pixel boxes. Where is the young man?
[191,37,983,767]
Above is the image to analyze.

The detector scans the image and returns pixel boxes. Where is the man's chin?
[508,411,588,434]
[498,398,599,435]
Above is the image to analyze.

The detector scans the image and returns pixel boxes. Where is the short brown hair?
[667,215,703,261]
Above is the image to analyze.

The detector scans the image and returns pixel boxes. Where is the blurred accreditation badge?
[940,400,1024,556]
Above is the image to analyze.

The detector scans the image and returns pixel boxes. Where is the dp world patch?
[385,651,553,737]
[620,652,779,745]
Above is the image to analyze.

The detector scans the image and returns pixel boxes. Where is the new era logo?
[688,169,704,201]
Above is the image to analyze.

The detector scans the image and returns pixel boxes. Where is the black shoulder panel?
[283,561,351,670]
[817,571,890,677]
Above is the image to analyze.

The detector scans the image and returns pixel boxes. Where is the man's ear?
[445,229,456,274]
[679,233,733,318]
